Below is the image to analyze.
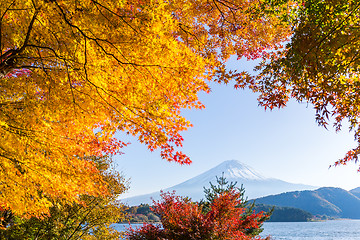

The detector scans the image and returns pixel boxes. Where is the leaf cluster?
[0,156,128,240]
[0,0,293,216]
[127,176,271,240]
[240,0,360,167]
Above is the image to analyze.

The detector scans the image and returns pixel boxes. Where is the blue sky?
[116,58,360,199]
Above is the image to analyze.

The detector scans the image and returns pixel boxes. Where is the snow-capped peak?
[208,160,267,180]
[122,160,316,205]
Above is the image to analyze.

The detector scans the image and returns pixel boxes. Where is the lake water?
[261,220,360,240]
[113,220,360,239]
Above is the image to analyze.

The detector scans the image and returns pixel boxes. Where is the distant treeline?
[121,203,313,223]
[253,204,313,222]
[122,204,160,223]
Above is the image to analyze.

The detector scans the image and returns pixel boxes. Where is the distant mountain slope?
[350,187,360,198]
[255,187,360,219]
[122,160,316,206]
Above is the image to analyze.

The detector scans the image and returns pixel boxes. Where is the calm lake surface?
[261,220,360,240]
[113,220,360,239]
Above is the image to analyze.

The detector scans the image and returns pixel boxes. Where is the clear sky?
[116,57,360,199]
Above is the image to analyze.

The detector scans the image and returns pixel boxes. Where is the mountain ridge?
[255,187,360,219]
[122,160,316,206]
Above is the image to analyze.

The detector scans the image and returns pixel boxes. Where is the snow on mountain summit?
[171,160,267,188]
[122,160,317,206]
[211,160,267,180]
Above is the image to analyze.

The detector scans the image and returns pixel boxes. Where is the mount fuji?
[122,160,317,206]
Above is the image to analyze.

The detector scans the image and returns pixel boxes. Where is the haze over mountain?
[255,187,360,219]
[122,160,316,206]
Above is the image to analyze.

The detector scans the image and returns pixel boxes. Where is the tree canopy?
[0,0,291,216]
[243,0,360,167]
[0,156,128,239]
[127,176,270,240]
[3,0,360,218]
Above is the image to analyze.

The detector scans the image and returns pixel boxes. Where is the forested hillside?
[256,187,360,219]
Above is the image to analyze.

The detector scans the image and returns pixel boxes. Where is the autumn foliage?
[241,0,360,167]
[0,0,292,216]
[127,177,270,240]
[2,0,359,220]
[0,156,128,239]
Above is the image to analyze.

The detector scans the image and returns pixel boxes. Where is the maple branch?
[18,8,39,53]
[90,0,140,33]
[215,0,242,11]
[66,198,98,240]
[0,49,16,63]
[178,23,205,48]
[212,0,227,29]
[0,152,25,174]
[26,44,63,60]
[1,124,33,137]
[0,7,39,78]
[62,54,78,114]
[0,0,16,54]
[0,49,17,77]
[53,1,188,136]
[212,0,241,30]
[54,1,171,70]
[302,2,360,63]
